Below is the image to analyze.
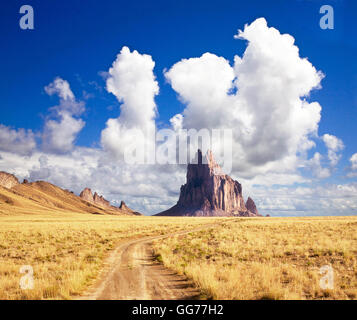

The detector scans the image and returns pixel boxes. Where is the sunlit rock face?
[0,171,20,189]
[156,150,261,217]
[80,188,110,208]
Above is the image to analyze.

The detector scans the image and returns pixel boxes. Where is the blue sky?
[0,0,356,215]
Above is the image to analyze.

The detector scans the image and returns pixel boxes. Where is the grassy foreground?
[0,213,220,299]
[1,214,356,300]
[153,216,357,300]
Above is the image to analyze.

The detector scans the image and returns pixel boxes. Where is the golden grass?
[153,216,357,300]
[0,213,219,300]
[2,213,356,300]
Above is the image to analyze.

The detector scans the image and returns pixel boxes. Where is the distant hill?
[0,171,141,216]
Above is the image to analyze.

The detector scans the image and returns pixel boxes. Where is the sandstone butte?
[156,149,262,217]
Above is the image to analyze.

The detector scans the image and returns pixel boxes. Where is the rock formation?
[79,188,94,203]
[245,197,259,216]
[93,192,110,208]
[156,150,262,217]
[79,188,111,208]
[79,188,140,214]
[119,201,129,210]
[0,171,140,216]
[0,171,20,189]
[119,201,141,215]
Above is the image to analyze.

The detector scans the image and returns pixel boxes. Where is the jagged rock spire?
[156,149,261,217]
[245,196,259,216]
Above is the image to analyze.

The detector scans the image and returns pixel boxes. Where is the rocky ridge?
[79,188,140,215]
[79,188,111,209]
[0,171,140,216]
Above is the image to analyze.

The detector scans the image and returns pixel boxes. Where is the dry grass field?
[0,213,219,299]
[1,213,356,300]
[153,216,357,300]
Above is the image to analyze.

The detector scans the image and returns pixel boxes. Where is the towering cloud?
[42,78,85,154]
[165,18,324,180]
[101,47,159,160]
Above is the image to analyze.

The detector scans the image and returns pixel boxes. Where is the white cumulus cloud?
[0,125,36,155]
[101,47,159,161]
[250,182,357,216]
[42,78,85,154]
[350,153,357,171]
[322,133,344,166]
[165,17,324,180]
[347,153,357,177]
[306,152,331,179]
[45,77,75,101]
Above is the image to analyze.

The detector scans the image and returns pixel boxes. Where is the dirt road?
[81,227,215,300]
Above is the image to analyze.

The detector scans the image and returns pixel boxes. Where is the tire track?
[81,224,220,300]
